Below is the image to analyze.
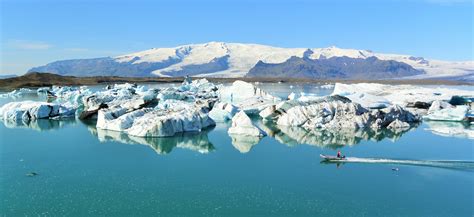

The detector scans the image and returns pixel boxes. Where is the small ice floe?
[424,105,469,122]
[320,84,335,89]
[0,88,35,98]
[26,172,38,177]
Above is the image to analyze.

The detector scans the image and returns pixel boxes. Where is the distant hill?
[1,72,470,91]
[28,42,474,80]
[0,74,17,79]
[0,72,183,90]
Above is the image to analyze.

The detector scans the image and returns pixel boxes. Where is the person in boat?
[337,150,345,158]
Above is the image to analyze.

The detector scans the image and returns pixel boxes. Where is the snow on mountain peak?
[94,42,474,78]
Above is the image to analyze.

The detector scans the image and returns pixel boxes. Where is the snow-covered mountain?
[29,42,474,80]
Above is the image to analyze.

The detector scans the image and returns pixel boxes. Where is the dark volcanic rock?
[246,56,424,79]
[406,101,431,109]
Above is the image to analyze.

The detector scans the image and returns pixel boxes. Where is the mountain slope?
[28,42,474,80]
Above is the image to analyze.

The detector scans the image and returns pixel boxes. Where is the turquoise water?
[0,84,473,216]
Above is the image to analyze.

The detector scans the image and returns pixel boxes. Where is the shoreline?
[0,72,472,90]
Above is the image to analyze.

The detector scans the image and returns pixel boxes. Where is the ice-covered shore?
[1,79,473,145]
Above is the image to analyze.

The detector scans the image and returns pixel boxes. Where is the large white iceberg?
[0,101,75,123]
[97,105,215,137]
[218,80,280,114]
[219,80,278,103]
[276,96,419,132]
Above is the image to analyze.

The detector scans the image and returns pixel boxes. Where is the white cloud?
[8,40,52,50]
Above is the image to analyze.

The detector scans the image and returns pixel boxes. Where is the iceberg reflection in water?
[0,116,417,154]
[424,121,474,139]
[3,118,77,131]
[229,134,262,153]
[258,120,415,149]
[88,126,215,155]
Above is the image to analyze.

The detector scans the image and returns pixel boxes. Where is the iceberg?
[0,101,75,124]
[424,105,469,122]
[228,111,266,137]
[428,100,454,113]
[219,80,279,103]
[276,96,419,132]
[0,88,35,98]
[332,83,474,107]
[97,104,215,137]
[218,80,280,114]
[208,102,238,122]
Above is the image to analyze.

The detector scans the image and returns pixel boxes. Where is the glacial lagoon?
[0,83,473,216]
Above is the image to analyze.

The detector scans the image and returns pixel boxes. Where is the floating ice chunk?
[228,111,266,137]
[0,101,75,123]
[208,102,238,122]
[157,88,188,101]
[113,83,137,90]
[219,80,279,103]
[125,108,215,137]
[332,84,390,109]
[424,106,469,122]
[276,96,418,132]
[287,92,296,100]
[97,108,149,131]
[320,84,335,89]
[0,88,35,98]
[259,105,277,120]
[37,87,50,94]
[81,84,157,119]
[428,100,454,113]
[332,83,474,107]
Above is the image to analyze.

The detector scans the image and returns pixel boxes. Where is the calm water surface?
[0,83,473,217]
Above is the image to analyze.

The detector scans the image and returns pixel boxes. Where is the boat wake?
[322,157,474,170]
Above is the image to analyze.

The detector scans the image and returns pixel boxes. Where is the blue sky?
[0,0,472,75]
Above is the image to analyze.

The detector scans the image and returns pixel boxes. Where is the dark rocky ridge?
[247,57,424,80]
[246,56,424,79]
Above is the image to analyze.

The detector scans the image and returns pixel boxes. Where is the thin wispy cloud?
[8,40,52,50]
